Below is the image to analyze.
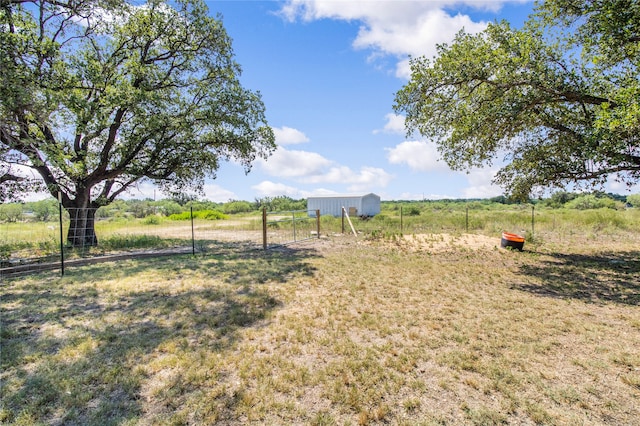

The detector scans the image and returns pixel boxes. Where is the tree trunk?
[66,206,98,247]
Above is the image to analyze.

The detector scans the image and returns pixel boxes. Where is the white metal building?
[307,193,381,217]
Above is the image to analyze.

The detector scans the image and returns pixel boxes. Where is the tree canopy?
[394,0,639,200]
[0,0,275,244]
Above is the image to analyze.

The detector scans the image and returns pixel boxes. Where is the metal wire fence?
[2,203,640,277]
[263,209,320,248]
[0,207,321,277]
[317,204,640,247]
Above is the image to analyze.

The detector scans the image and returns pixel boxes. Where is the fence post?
[531,205,535,239]
[190,207,195,255]
[316,209,320,238]
[400,206,403,234]
[262,207,267,250]
[292,210,296,242]
[466,206,469,232]
[58,192,64,276]
[341,207,345,234]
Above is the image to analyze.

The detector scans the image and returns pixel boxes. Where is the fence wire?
[0,207,320,277]
[265,210,320,248]
[3,204,640,277]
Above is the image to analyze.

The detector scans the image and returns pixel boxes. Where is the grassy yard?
[1,233,639,425]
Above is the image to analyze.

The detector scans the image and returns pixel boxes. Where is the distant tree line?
[0,195,309,222]
[381,191,639,216]
[1,192,639,223]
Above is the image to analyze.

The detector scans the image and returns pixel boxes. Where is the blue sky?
[121,1,635,201]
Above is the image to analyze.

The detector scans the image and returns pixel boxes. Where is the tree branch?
[0,172,23,183]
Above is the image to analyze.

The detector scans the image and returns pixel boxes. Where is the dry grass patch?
[2,235,639,425]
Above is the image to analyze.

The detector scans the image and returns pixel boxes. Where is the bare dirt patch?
[402,233,499,251]
[362,232,500,252]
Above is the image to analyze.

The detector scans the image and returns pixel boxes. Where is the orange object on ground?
[501,232,525,250]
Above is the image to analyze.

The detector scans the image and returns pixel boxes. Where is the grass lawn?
[1,234,639,425]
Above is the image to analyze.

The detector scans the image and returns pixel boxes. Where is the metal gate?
[262,209,321,248]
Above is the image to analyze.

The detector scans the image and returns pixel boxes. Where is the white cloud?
[258,147,333,178]
[68,2,137,32]
[353,8,487,78]
[118,181,236,202]
[302,165,393,192]
[260,145,393,192]
[273,126,310,145]
[461,168,503,198]
[309,188,343,196]
[119,181,156,200]
[3,163,40,180]
[202,183,238,202]
[22,192,52,202]
[279,0,495,78]
[252,181,305,197]
[251,182,360,199]
[395,58,412,81]
[397,192,456,201]
[386,140,448,172]
[607,179,640,195]
[374,113,405,135]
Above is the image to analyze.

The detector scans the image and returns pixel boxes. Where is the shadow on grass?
[514,250,640,305]
[0,242,318,425]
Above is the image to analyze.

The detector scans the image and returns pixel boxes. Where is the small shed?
[307,193,381,217]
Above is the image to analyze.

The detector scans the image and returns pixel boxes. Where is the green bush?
[627,194,640,208]
[169,211,194,220]
[29,199,58,221]
[96,200,129,219]
[565,194,620,210]
[198,210,228,220]
[155,200,183,216]
[222,200,253,214]
[0,204,23,222]
[143,215,162,225]
[254,196,306,212]
[404,206,421,216]
[168,210,229,221]
[540,191,577,208]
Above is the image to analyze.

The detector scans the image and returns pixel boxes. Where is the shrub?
[404,206,421,216]
[168,211,190,220]
[198,210,228,220]
[155,200,183,216]
[565,194,620,210]
[96,200,129,218]
[0,204,23,222]
[168,210,229,221]
[143,215,162,225]
[627,194,640,208]
[222,200,253,214]
[542,191,577,208]
[30,199,58,221]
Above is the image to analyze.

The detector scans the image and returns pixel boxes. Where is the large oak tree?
[394,0,639,200]
[0,0,275,245]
